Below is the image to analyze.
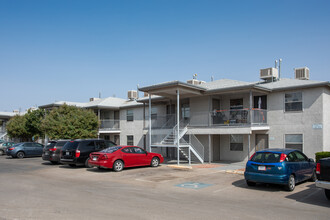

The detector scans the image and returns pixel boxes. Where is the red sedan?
[88,145,164,172]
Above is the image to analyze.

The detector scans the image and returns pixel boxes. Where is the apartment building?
[38,67,329,163]
[138,67,330,163]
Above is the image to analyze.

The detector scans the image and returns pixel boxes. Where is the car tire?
[0,150,4,156]
[68,164,76,167]
[85,158,92,168]
[309,170,317,182]
[285,175,295,191]
[113,160,124,172]
[151,157,160,167]
[324,189,330,200]
[16,151,25,159]
[246,180,256,186]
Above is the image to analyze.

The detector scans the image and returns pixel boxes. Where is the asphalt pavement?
[0,156,329,220]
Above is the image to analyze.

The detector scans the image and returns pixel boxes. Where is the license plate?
[45,152,49,155]
[258,166,266,171]
[66,152,70,156]
[93,157,97,161]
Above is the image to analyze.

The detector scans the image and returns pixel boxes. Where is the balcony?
[99,119,120,131]
[145,109,267,129]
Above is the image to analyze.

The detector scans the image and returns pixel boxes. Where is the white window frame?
[284,92,303,112]
[284,134,304,152]
[126,109,134,121]
[127,135,134,146]
[230,134,244,151]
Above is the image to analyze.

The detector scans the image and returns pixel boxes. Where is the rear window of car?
[100,146,122,153]
[62,141,79,150]
[251,152,281,163]
[56,141,68,147]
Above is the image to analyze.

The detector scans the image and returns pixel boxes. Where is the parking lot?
[0,156,329,220]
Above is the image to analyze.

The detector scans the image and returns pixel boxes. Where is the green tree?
[42,104,99,140]
[25,108,45,140]
[6,115,30,141]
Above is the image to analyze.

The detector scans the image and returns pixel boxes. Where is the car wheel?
[113,160,124,172]
[16,151,25,159]
[85,158,92,168]
[0,150,4,156]
[285,175,295,191]
[246,180,256,186]
[309,170,317,182]
[68,164,76,167]
[151,157,160,167]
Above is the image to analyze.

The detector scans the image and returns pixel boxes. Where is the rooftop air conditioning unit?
[89,97,100,102]
[294,67,310,80]
[128,90,138,100]
[187,79,205,85]
[260,68,279,80]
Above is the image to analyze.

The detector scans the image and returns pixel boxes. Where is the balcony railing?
[99,119,120,130]
[146,109,267,129]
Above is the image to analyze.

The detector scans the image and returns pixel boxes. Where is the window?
[133,147,146,154]
[127,135,134,146]
[230,99,243,110]
[127,109,134,121]
[151,107,157,120]
[285,134,303,152]
[230,135,243,151]
[181,104,190,119]
[285,92,302,111]
[122,147,134,153]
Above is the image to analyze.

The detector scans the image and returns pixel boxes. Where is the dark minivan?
[60,139,116,167]
[42,140,70,164]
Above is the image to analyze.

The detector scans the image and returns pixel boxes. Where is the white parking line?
[135,178,154,183]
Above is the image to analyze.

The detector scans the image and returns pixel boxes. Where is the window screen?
[285,134,303,152]
[285,92,302,111]
[230,134,243,151]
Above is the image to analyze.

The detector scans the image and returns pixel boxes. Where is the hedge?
[315,152,330,162]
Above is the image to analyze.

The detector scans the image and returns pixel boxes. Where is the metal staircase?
[152,122,204,163]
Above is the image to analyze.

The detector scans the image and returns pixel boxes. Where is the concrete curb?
[225,170,244,175]
[167,165,193,170]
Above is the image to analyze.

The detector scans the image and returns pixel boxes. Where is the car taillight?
[99,154,108,160]
[249,153,256,161]
[8,147,14,150]
[75,149,80,158]
[49,147,57,152]
[316,163,321,174]
[279,153,287,162]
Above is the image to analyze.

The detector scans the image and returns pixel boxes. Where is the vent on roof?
[294,67,309,80]
[187,79,206,85]
[89,98,100,102]
[128,90,138,100]
[260,68,278,80]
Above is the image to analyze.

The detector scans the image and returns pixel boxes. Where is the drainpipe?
[249,90,253,124]
[149,94,152,152]
[98,109,100,139]
[177,89,180,166]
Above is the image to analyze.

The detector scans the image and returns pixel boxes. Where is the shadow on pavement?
[285,183,330,208]
[232,179,287,192]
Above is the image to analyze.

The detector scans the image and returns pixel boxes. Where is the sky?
[1,0,330,112]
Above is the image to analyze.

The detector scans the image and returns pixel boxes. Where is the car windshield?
[251,152,281,163]
[100,146,122,153]
[56,141,68,147]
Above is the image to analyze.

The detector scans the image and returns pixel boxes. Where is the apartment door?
[212,135,221,161]
[255,134,269,151]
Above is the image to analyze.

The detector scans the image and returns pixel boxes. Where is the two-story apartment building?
[38,67,329,163]
[138,68,330,163]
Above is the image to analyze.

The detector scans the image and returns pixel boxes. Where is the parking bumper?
[244,172,289,184]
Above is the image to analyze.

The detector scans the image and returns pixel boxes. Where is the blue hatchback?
[244,148,316,191]
[6,142,44,159]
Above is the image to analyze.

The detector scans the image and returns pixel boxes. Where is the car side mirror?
[308,158,314,163]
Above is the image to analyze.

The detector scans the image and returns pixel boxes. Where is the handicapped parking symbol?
[176,182,212,189]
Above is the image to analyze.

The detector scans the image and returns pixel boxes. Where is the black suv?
[42,140,70,164]
[60,139,116,167]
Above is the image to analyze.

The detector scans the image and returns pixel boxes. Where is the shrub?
[315,152,330,162]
